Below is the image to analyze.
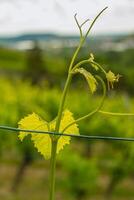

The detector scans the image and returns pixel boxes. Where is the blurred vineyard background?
[0,32,134,200]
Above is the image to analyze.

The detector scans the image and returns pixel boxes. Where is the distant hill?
[0,32,128,43]
[0,32,133,51]
[0,33,80,43]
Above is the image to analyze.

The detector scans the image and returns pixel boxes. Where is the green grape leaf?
[18,110,79,159]
[57,109,79,153]
[18,113,51,159]
[75,68,97,93]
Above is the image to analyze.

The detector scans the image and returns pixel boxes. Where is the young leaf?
[18,110,79,159]
[89,53,94,60]
[89,53,99,70]
[75,68,98,93]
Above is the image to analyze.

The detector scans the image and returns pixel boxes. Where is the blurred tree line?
[0,41,134,94]
[22,43,134,95]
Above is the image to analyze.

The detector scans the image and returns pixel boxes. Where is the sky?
[0,0,134,36]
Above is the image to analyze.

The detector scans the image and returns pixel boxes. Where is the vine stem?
[55,7,108,133]
[72,59,90,71]
[90,61,107,74]
[49,58,72,200]
[49,140,58,200]
[49,7,108,200]
[99,110,134,116]
[55,73,72,133]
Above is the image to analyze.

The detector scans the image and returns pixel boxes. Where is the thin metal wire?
[0,125,134,142]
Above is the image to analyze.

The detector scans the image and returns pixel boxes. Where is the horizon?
[0,31,133,39]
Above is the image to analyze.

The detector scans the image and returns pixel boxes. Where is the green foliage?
[59,148,98,198]
[0,48,25,70]
[0,78,134,197]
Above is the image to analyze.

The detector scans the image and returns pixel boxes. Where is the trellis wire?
[0,125,134,142]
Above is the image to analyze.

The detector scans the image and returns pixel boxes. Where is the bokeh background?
[0,0,134,200]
